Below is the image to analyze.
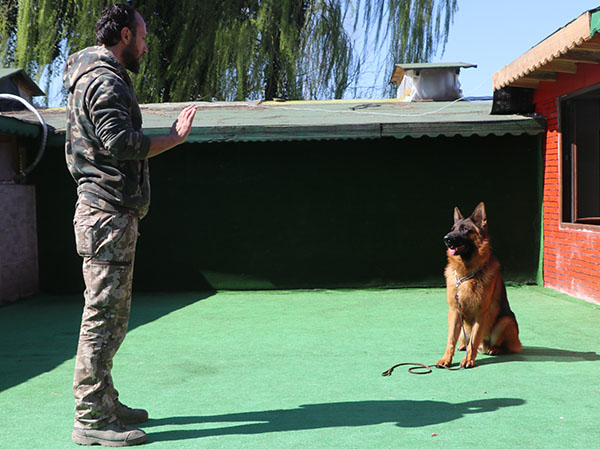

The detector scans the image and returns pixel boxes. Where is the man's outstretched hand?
[170,104,199,145]
[148,104,198,158]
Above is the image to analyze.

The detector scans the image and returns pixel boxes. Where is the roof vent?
[0,68,45,111]
[390,62,476,102]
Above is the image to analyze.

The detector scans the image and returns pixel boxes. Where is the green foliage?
[359,0,457,65]
[0,0,19,66]
[0,0,456,104]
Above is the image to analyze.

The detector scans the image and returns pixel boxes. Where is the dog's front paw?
[460,357,476,368]
[437,357,453,367]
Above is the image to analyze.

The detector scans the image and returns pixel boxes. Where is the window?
[560,85,600,225]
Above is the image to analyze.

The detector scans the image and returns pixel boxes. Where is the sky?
[433,0,600,98]
[42,1,600,105]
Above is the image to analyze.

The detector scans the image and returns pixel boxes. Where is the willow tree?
[0,0,457,103]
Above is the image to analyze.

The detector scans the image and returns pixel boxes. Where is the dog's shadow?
[476,346,600,366]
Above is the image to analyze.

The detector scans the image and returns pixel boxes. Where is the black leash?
[382,266,484,376]
[381,362,461,376]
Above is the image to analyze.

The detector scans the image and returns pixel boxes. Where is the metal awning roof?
[0,98,544,144]
[493,7,600,90]
[0,114,44,138]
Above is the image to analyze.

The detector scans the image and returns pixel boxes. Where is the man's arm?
[88,74,151,160]
[147,104,198,158]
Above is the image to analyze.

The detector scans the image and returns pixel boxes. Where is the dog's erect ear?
[453,207,464,224]
[471,202,487,229]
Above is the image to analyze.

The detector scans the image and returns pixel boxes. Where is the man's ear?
[121,26,132,44]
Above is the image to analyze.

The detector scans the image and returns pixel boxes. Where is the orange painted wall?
[534,64,600,303]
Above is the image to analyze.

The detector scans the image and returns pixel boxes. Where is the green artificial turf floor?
[1,286,599,448]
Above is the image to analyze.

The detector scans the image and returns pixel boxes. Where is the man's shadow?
[142,398,525,442]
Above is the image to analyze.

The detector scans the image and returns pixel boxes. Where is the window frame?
[558,82,600,232]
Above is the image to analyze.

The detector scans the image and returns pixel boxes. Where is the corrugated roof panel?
[1,99,545,144]
[144,123,383,143]
[382,118,545,139]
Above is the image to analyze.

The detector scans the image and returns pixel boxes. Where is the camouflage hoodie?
[63,46,151,218]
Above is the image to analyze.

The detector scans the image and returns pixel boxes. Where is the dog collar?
[454,265,484,290]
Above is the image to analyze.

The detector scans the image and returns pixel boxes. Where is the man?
[63,4,197,446]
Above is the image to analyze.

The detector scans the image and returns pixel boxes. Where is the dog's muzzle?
[443,234,465,256]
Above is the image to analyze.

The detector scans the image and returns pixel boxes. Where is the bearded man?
[63,4,197,446]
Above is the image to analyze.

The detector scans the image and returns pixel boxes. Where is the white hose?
[0,93,48,179]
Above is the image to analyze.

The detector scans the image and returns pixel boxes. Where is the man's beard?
[122,40,141,73]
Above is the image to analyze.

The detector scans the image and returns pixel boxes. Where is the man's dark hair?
[95,4,138,46]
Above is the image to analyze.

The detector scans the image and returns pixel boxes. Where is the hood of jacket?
[63,46,128,93]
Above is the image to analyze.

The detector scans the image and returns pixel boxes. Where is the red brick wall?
[534,64,600,303]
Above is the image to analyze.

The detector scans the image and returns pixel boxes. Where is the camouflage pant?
[72,199,138,429]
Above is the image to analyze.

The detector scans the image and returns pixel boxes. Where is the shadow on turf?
[474,346,600,367]
[143,398,525,442]
[0,292,214,393]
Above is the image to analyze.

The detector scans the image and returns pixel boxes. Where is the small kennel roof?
[390,62,477,86]
[0,68,45,97]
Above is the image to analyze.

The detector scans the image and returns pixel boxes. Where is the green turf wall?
[32,133,542,293]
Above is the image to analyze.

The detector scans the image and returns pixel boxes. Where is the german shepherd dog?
[437,202,522,368]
